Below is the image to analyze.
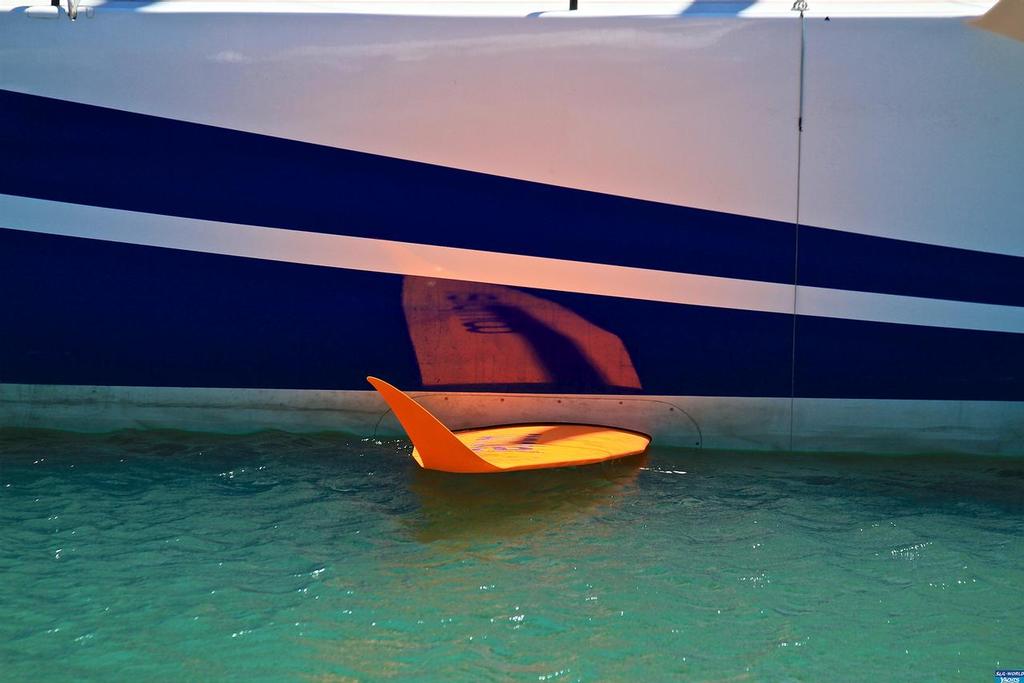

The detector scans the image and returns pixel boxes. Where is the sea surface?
[2,429,1023,681]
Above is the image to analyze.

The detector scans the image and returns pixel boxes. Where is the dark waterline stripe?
[0,229,793,397]
[794,314,1024,401]
[2,229,1021,400]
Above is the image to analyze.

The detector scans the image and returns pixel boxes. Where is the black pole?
[570,0,577,9]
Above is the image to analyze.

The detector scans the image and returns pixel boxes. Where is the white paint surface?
[800,16,1024,257]
[0,7,800,224]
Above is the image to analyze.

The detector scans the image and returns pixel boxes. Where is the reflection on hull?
[403,278,641,392]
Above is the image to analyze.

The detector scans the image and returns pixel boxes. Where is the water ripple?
[1,430,1022,680]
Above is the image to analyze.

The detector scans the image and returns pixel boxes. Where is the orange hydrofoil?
[367,377,651,474]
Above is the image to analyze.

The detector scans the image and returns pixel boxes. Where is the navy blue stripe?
[795,315,1024,401]
[0,228,794,396]
[0,229,423,392]
[799,226,1024,308]
[0,88,795,286]
[2,228,1022,400]
[4,89,1021,310]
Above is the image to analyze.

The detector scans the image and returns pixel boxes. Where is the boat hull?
[1,4,1022,454]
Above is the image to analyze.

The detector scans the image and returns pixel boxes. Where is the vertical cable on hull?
[789,3,807,452]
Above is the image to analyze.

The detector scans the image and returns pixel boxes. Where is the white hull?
[1,0,1022,455]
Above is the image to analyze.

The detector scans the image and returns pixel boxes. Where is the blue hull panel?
[1,89,1022,403]
[0,89,795,286]
[2,229,1022,400]
[4,88,1023,308]
[0,229,794,396]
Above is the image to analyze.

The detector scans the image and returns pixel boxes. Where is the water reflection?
[405,455,645,543]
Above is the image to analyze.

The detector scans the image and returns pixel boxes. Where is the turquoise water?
[2,430,1023,681]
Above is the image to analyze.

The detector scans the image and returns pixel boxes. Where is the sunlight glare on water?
[1,430,1022,681]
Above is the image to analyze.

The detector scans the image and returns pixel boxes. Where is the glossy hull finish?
[1,1,1022,454]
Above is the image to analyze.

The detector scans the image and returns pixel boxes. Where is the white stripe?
[2,193,1023,334]
[0,194,795,313]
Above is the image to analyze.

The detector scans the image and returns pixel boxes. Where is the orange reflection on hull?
[402,277,641,391]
